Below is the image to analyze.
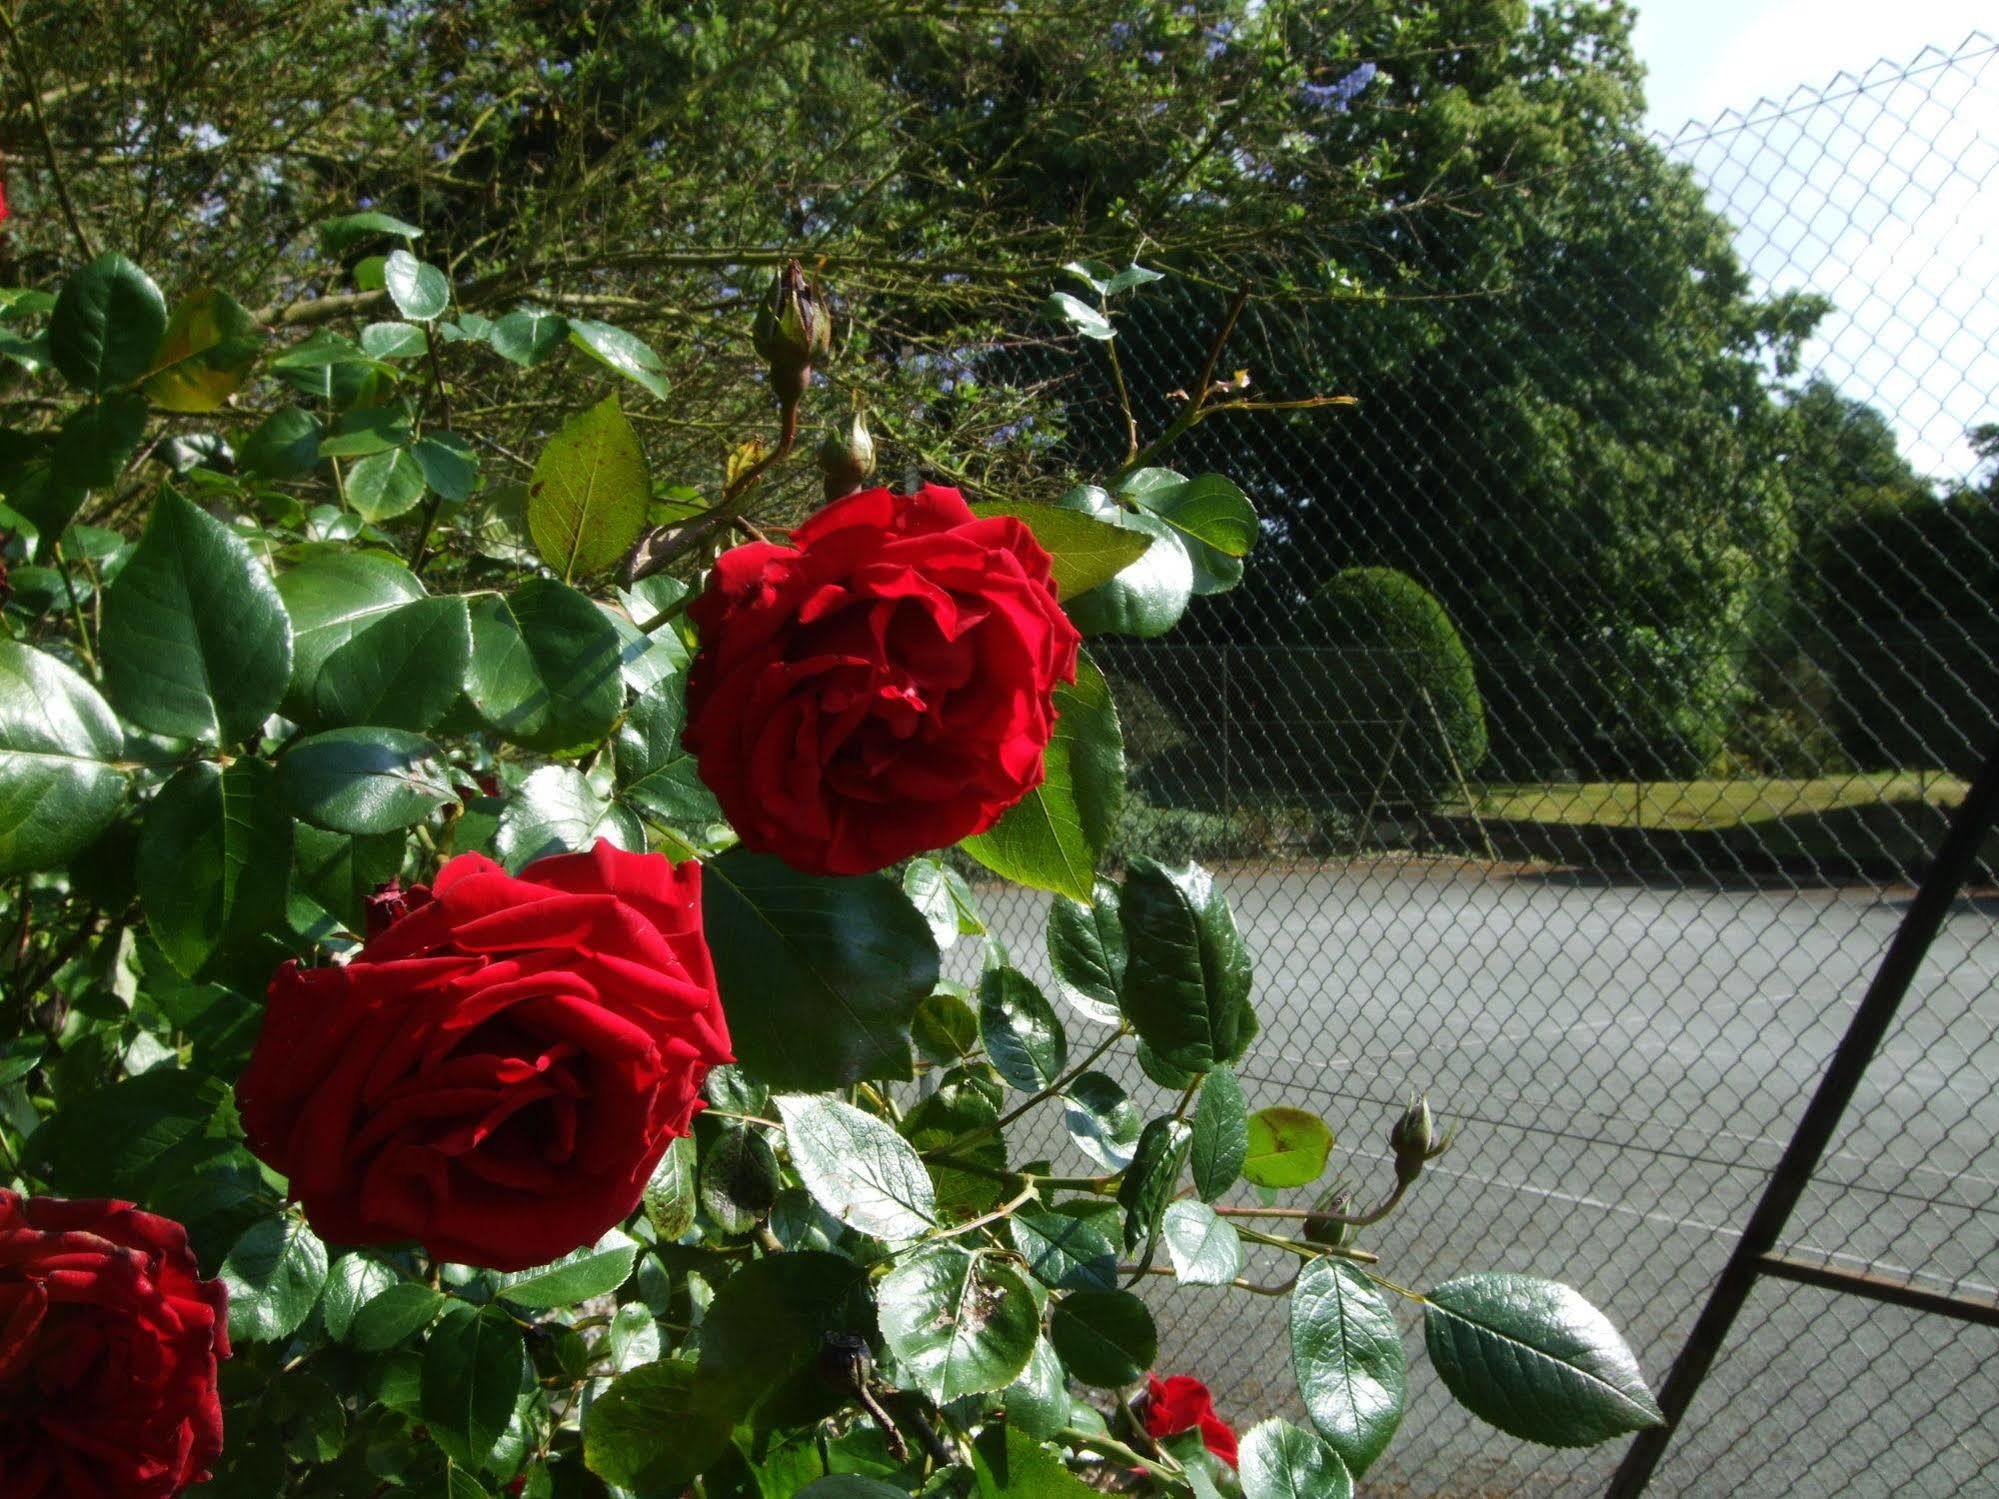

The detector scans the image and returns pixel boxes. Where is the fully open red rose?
[682,483,1081,875]
[1143,1373,1239,1468]
[0,1191,229,1498]
[237,842,730,1271]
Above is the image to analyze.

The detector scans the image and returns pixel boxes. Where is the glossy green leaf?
[384,249,450,321]
[50,252,167,393]
[641,1134,698,1241]
[492,764,642,870]
[1243,1107,1334,1189]
[139,759,293,979]
[1061,1071,1142,1172]
[350,1282,447,1352]
[615,675,721,826]
[319,209,422,250]
[1423,1274,1663,1447]
[980,965,1068,1093]
[1050,1289,1156,1388]
[911,985,979,1064]
[1161,1200,1242,1286]
[345,446,428,522]
[1191,1065,1249,1201]
[1118,470,1257,596]
[1237,1418,1354,1499]
[1044,291,1114,340]
[319,1253,399,1342]
[527,395,648,581]
[702,849,938,1089]
[101,486,294,744]
[52,391,148,491]
[494,1229,639,1309]
[583,1359,732,1491]
[292,824,404,935]
[962,650,1123,903]
[776,1093,937,1243]
[1046,881,1125,1025]
[903,857,985,950]
[413,432,478,500]
[0,643,128,877]
[1291,1258,1406,1475]
[1055,485,1194,639]
[698,1121,781,1234]
[567,318,670,399]
[1010,1211,1118,1293]
[879,1245,1040,1402]
[973,1422,1099,1497]
[279,727,454,835]
[271,331,392,407]
[359,320,428,360]
[422,1303,528,1471]
[317,407,411,457]
[696,1251,875,1429]
[309,595,470,731]
[276,549,426,720]
[1116,1117,1191,1253]
[240,407,324,479]
[19,1068,231,1200]
[609,1301,661,1372]
[464,580,624,755]
[900,1082,1008,1220]
[487,307,567,367]
[1119,858,1253,1073]
[144,288,262,412]
[969,500,1153,600]
[220,1214,329,1343]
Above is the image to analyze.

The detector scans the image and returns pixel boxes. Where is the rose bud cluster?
[0,1191,230,1498]
[752,258,833,405]
[682,483,1081,876]
[237,842,731,1272]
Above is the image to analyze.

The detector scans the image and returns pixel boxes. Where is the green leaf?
[413,432,478,500]
[962,650,1122,903]
[220,1214,329,1343]
[1010,1211,1118,1293]
[879,1245,1040,1403]
[698,1121,781,1234]
[911,985,979,1064]
[423,1303,529,1471]
[1119,858,1253,1073]
[1062,261,1114,295]
[0,1036,44,1088]
[1291,1258,1406,1475]
[345,446,429,522]
[101,486,294,744]
[139,759,293,979]
[1243,1107,1334,1190]
[319,209,422,251]
[350,1282,446,1352]
[279,727,455,835]
[641,1134,698,1241]
[317,407,412,457]
[240,407,324,479]
[969,501,1153,600]
[464,581,624,755]
[702,849,938,1089]
[494,1228,639,1309]
[271,331,393,407]
[1237,1419,1354,1499]
[776,1093,938,1243]
[0,642,128,877]
[1118,470,1257,596]
[19,1068,231,1199]
[1422,1274,1663,1447]
[900,1083,1007,1221]
[1049,1289,1156,1388]
[903,857,984,950]
[1054,485,1194,639]
[359,320,428,360]
[797,1480,910,1499]
[384,249,450,321]
[319,1253,399,1341]
[1116,1117,1191,1253]
[1061,1071,1141,1172]
[487,307,567,367]
[1005,1337,1072,1440]
[492,764,642,870]
[1043,291,1115,340]
[973,1423,1099,1497]
[293,825,404,935]
[527,394,649,581]
[567,318,670,399]
[53,391,149,491]
[50,252,168,393]
[1191,1065,1249,1201]
[979,965,1068,1093]
[1161,1200,1242,1286]
[310,596,471,731]
[1046,882,1124,1025]
[144,288,262,412]
[609,1301,661,1372]
[696,1251,874,1429]
[1103,265,1166,295]
[584,1359,732,1492]
[276,549,427,720]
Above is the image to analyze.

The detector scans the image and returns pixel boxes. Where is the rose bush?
[0,241,1661,1498]
[0,1192,229,1498]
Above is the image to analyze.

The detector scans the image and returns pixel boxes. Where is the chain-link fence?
[952,29,1999,1498]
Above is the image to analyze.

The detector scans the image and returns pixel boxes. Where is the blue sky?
[1629,2,1997,480]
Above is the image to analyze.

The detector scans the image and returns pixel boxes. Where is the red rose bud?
[752,259,832,404]
[0,1191,230,1498]
[682,484,1081,876]
[1142,1373,1238,1469]
[237,842,732,1271]
[362,877,431,938]
[816,410,877,500]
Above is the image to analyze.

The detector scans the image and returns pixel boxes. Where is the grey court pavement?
[957,862,1999,1498]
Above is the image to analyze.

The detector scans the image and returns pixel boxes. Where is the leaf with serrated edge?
[1291,1258,1406,1475]
[776,1094,936,1243]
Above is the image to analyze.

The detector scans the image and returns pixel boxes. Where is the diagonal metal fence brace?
[1606,728,1999,1497]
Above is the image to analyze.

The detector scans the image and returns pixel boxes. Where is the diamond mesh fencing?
[946,30,1999,1498]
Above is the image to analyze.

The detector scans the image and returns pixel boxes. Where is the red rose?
[682,483,1081,875]
[0,1191,229,1498]
[1143,1373,1239,1469]
[237,842,731,1271]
